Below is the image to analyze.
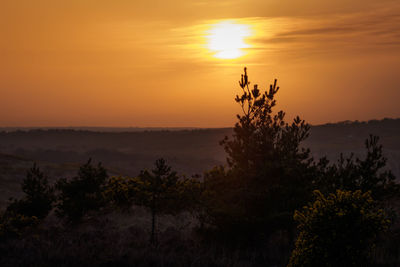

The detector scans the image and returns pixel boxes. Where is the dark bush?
[6,163,54,219]
[104,176,138,211]
[55,159,108,222]
[314,135,400,202]
[0,211,38,241]
[288,190,390,267]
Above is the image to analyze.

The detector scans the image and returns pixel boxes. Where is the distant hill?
[0,127,199,133]
[0,118,399,208]
[304,118,400,178]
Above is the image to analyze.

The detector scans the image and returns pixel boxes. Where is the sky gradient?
[1,0,400,127]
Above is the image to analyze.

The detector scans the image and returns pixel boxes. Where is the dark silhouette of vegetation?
[288,190,390,266]
[314,135,399,201]
[134,158,201,245]
[0,164,53,241]
[104,176,138,211]
[203,68,315,242]
[55,159,108,222]
[6,163,54,219]
[0,212,38,241]
[140,159,177,245]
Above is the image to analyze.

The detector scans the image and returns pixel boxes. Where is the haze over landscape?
[2,0,400,127]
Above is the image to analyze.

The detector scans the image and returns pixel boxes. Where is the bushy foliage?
[203,68,315,241]
[0,211,38,241]
[104,176,138,210]
[314,135,399,201]
[177,174,203,213]
[55,159,108,222]
[288,190,390,267]
[6,163,54,219]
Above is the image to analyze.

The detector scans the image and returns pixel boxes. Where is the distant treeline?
[1,117,399,133]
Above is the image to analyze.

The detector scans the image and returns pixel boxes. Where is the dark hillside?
[0,119,399,208]
[305,119,400,178]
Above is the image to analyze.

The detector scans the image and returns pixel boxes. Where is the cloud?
[241,4,400,59]
[277,26,356,37]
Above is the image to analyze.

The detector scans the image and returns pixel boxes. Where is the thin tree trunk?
[150,194,157,246]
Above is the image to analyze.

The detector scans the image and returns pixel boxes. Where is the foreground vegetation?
[1,68,399,266]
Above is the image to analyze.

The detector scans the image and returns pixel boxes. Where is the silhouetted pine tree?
[203,67,315,242]
[135,159,180,245]
[55,159,108,222]
[7,163,54,219]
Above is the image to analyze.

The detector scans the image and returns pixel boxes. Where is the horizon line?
[0,117,399,131]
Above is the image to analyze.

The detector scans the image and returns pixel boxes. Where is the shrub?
[0,211,38,241]
[55,159,108,222]
[103,176,138,210]
[314,135,399,201]
[288,190,390,267]
[6,163,54,219]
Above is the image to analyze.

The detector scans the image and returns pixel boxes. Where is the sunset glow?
[1,0,400,127]
[206,21,252,59]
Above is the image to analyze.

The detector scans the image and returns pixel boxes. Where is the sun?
[206,21,252,59]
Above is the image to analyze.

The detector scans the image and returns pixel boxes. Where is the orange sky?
[1,0,400,127]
